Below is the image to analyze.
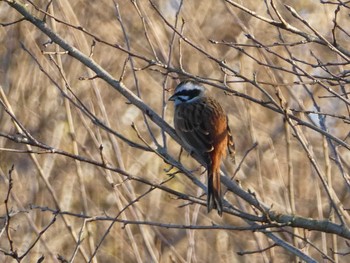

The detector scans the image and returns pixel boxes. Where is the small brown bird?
[169,80,235,216]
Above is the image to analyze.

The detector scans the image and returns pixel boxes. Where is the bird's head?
[168,80,206,106]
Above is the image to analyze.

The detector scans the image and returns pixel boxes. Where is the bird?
[169,80,235,216]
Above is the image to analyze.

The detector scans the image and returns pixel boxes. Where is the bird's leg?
[177,146,184,163]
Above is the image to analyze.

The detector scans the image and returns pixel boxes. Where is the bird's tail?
[207,168,223,216]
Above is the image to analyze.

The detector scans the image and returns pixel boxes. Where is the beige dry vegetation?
[0,0,350,262]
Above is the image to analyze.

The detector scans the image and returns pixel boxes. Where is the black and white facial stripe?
[169,81,205,106]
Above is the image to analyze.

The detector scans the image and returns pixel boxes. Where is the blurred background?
[0,0,349,262]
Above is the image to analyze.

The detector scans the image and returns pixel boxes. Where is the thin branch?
[4,165,17,260]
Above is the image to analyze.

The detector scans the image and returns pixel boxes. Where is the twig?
[4,165,16,259]
[18,214,58,260]
[237,243,277,256]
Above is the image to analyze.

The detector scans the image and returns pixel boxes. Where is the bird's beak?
[168,94,176,101]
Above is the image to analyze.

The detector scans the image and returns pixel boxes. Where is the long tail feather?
[207,169,223,216]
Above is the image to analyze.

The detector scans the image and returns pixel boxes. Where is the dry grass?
[0,0,350,262]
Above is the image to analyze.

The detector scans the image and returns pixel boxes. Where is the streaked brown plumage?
[169,80,235,216]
